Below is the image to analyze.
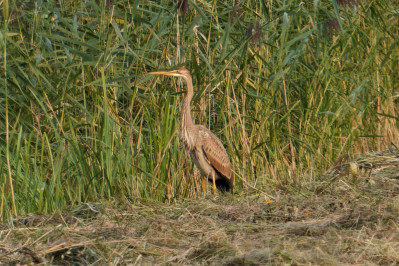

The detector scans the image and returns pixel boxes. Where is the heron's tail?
[215,177,233,193]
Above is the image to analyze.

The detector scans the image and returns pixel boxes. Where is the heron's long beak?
[148,69,178,76]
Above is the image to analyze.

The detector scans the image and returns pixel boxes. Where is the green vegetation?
[2,154,399,264]
[1,0,398,221]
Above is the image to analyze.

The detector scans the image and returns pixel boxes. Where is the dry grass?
[1,149,399,265]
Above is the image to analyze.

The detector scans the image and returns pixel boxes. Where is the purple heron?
[149,67,233,195]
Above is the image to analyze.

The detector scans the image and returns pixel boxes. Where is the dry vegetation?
[1,0,399,264]
[2,149,399,265]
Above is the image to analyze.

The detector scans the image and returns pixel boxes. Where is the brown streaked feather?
[197,125,232,181]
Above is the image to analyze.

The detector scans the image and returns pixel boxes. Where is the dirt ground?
[1,149,399,265]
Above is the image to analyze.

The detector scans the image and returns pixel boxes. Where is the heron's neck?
[180,76,195,149]
[180,76,194,129]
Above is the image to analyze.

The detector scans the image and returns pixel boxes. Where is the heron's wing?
[197,126,232,180]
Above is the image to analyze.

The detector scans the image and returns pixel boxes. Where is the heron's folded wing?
[199,127,232,180]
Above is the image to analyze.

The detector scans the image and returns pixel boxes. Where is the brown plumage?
[149,67,233,194]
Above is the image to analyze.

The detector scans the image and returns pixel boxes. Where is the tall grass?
[0,0,398,220]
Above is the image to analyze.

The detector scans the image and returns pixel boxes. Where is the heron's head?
[149,67,191,80]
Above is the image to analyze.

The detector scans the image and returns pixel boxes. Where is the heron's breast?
[180,127,196,151]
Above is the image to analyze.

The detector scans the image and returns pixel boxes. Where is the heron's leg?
[212,172,217,196]
[202,178,208,196]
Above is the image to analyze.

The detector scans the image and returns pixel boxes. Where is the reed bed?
[0,0,398,220]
